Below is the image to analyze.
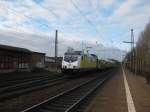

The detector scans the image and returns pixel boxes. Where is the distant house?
[45,56,62,70]
[30,52,45,69]
[0,44,45,73]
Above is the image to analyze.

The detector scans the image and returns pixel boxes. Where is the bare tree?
[126,21,150,84]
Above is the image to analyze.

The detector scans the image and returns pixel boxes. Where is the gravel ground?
[0,73,99,112]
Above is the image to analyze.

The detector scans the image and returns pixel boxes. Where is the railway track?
[0,73,62,87]
[0,76,67,100]
[21,73,112,112]
[0,75,52,87]
[0,70,106,101]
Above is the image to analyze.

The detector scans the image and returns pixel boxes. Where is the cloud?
[0,29,125,60]
[100,0,114,7]
[0,29,104,55]
[108,0,150,26]
[0,0,149,60]
[112,0,138,17]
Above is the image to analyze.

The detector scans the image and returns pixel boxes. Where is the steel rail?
[21,73,112,112]
[0,73,63,87]
[0,76,67,100]
[0,76,65,93]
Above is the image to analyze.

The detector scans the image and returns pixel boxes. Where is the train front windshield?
[64,55,78,62]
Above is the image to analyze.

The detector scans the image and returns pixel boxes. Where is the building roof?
[0,44,31,53]
[32,51,45,55]
[0,44,46,55]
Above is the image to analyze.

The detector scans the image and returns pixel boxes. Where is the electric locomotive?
[61,50,98,73]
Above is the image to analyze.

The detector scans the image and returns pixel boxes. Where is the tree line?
[125,21,150,84]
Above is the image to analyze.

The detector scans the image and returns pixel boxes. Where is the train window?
[64,55,78,62]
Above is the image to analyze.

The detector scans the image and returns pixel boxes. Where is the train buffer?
[85,67,150,112]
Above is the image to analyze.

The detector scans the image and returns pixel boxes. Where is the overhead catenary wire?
[0,3,54,51]
[2,1,101,37]
[0,6,38,38]
[0,4,51,30]
[70,0,102,36]
[70,0,116,48]
[1,1,115,47]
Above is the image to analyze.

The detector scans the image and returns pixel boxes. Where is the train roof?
[65,51,83,55]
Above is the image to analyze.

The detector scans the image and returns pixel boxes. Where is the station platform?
[85,67,150,112]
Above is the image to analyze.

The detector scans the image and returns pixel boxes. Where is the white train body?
[62,51,82,70]
[62,50,98,73]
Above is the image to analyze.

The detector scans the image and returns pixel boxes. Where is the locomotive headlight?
[73,65,78,69]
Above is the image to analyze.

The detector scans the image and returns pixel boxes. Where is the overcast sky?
[0,0,149,59]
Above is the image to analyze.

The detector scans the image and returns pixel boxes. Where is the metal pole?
[55,30,58,63]
[130,29,133,72]
[123,29,135,74]
[131,29,135,74]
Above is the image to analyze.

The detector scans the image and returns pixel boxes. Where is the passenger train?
[61,49,114,74]
[62,50,97,73]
